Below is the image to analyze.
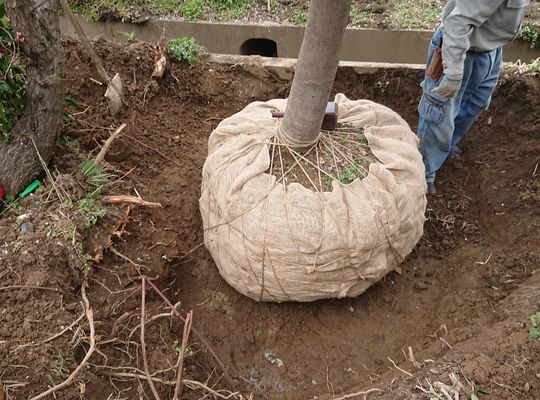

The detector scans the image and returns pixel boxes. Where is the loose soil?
[1,40,539,400]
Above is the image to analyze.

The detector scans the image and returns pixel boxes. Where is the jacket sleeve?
[442,0,506,77]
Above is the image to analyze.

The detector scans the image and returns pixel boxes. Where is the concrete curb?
[207,53,425,80]
[59,16,540,65]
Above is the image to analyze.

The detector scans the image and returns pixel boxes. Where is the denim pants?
[417,28,502,183]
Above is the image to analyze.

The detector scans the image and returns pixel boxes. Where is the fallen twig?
[105,195,163,208]
[110,247,147,271]
[99,370,242,399]
[0,285,59,292]
[387,356,413,377]
[140,277,162,400]
[29,284,95,400]
[16,312,85,350]
[173,310,193,400]
[127,302,181,341]
[330,388,382,400]
[124,133,183,168]
[145,279,235,388]
[94,123,127,164]
[31,138,67,203]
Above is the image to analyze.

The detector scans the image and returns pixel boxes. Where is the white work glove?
[431,75,462,99]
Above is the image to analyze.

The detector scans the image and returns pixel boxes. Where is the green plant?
[118,31,137,42]
[529,311,540,339]
[389,0,442,30]
[173,341,199,358]
[519,25,540,49]
[338,163,360,184]
[349,7,371,26]
[0,2,26,143]
[519,191,531,201]
[532,58,540,73]
[291,9,307,25]
[210,0,251,19]
[81,158,110,189]
[78,196,106,228]
[180,0,204,21]
[152,0,184,14]
[167,36,203,66]
[63,97,82,125]
[268,0,278,13]
[375,79,389,93]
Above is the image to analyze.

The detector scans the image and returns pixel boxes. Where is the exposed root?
[28,283,96,400]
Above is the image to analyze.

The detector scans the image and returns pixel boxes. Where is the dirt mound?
[1,40,539,399]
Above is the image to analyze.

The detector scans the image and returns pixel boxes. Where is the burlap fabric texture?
[200,94,427,302]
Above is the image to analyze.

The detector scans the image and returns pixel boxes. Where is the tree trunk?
[278,0,351,148]
[0,0,65,196]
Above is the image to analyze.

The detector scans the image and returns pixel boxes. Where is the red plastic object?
[0,184,4,200]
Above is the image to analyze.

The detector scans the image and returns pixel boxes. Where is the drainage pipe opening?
[240,38,278,57]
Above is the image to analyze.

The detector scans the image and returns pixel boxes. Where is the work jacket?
[441,0,531,76]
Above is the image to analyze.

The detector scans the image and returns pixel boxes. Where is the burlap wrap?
[200,94,426,302]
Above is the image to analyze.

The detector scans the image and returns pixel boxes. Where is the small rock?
[311,379,317,385]
[0,326,10,338]
[347,306,354,313]
[415,281,428,290]
[19,221,34,233]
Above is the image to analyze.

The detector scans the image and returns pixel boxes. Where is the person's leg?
[418,31,472,190]
[452,48,502,148]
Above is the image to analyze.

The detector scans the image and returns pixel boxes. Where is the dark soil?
[1,40,539,400]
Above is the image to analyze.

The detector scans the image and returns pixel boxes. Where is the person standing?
[418,0,531,194]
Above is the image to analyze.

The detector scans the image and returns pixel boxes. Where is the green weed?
[152,0,184,14]
[532,58,540,73]
[519,191,531,201]
[47,354,70,385]
[530,311,540,340]
[210,0,251,19]
[388,0,442,30]
[81,159,111,190]
[179,0,204,20]
[338,163,360,184]
[519,25,540,49]
[78,196,106,228]
[167,36,203,66]
[350,7,371,26]
[173,341,199,358]
[291,9,307,25]
[118,31,137,42]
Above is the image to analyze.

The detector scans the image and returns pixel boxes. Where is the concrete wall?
[59,16,540,64]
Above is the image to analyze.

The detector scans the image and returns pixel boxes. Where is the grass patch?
[388,0,443,30]
[179,0,204,20]
[519,25,540,49]
[167,36,203,66]
[529,311,540,340]
[350,6,372,27]
[210,0,251,19]
[290,9,307,25]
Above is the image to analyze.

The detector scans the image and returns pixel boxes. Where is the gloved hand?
[431,75,462,99]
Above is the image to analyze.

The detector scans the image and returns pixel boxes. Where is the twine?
[275,122,320,148]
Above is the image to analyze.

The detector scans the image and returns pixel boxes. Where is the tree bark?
[0,0,65,196]
[279,0,351,148]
